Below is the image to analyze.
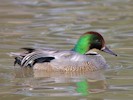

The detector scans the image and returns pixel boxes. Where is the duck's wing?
[9,47,89,68]
[9,48,58,67]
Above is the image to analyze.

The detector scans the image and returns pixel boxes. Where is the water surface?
[0,0,133,100]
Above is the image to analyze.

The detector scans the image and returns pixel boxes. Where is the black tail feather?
[31,57,55,67]
[34,57,55,63]
[14,57,22,66]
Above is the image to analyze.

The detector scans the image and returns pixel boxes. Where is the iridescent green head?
[73,31,117,56]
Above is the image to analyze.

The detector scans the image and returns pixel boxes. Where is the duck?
[9,31,117,72]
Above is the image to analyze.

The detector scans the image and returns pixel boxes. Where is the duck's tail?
[8,52,25,67]
[8,48,55,68]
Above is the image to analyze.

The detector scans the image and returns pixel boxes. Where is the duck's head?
[73,31,117,56]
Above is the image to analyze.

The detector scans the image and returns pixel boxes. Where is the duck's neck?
[73,34,92,54]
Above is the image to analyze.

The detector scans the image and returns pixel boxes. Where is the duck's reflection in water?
[14,68,108,96]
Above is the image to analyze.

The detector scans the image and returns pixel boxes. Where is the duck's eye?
[95,39,100,43]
